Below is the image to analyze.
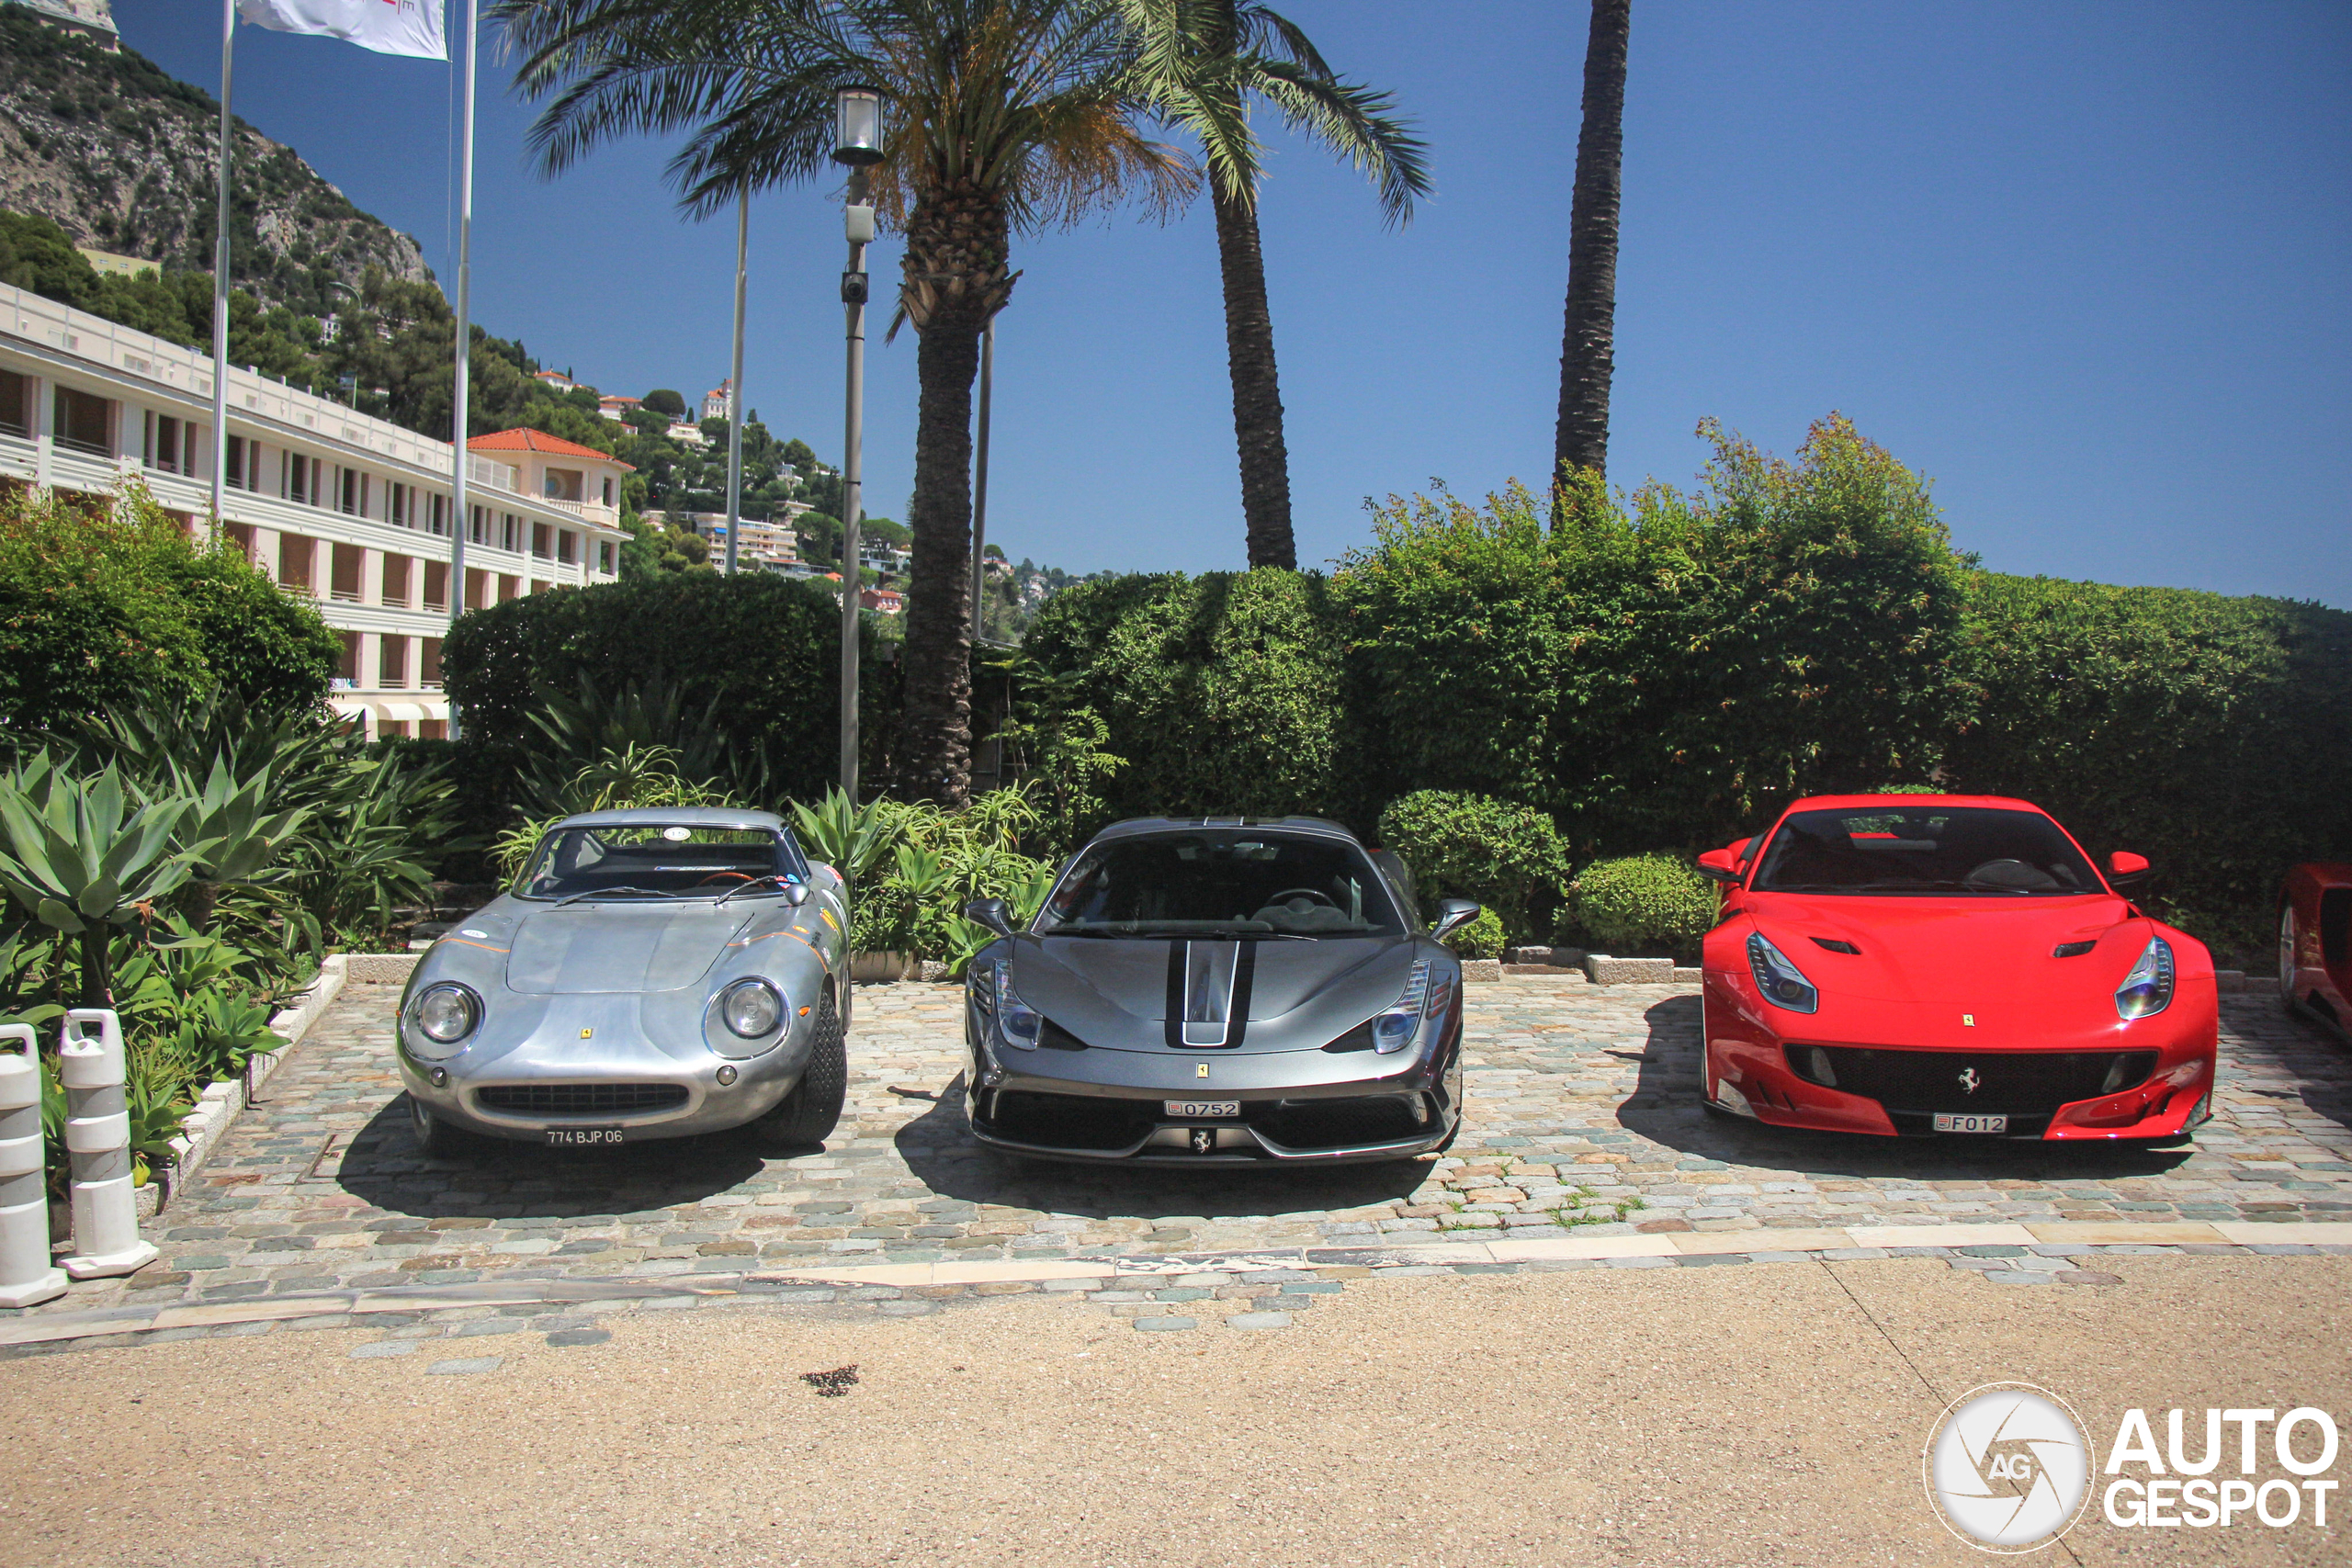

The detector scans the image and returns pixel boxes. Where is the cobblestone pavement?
[15,976,2350,1319]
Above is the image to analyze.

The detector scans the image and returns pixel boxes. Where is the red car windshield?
[1750,807,2103,897]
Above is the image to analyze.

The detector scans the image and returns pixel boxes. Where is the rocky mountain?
[0,5,432,317]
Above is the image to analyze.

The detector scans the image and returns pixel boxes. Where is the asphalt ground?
[1,1251,2343,1567]
[13,977,2347,1323]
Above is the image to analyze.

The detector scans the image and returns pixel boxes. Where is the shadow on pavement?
[1616,995,2200,1180]
[334,1096,769,1219]
[892,1073,1430,1222]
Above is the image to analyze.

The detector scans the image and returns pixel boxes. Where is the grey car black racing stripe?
[1160,940,1261,1049]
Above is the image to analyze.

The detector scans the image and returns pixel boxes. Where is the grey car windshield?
[519,826,804,900]
[1039,834,1405,937]
[1751,807,2102,896]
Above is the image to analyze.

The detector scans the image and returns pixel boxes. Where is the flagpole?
[447,0,476,740]
[723,183,747,577]
[209,0,235,525]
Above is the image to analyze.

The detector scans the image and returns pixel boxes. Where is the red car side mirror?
[1697,848,1743,886]
[2108,851,2151,887]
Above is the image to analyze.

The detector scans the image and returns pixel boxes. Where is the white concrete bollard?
[58,1010,157,1280]
[0,1023,67,1308]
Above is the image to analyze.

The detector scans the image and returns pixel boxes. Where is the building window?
[531,522,552,559]
[503,513,521,553]
[379,635,408,690]
[601,476,614,507]
[221,521,255,564]
[421,637,444,687]
[285,453,318,506]
[51,387,111,457]
[336,630,361,683]
[466,567,489,610]
[278,534,314,593]
[225,434,250,490]
[421,718,448,741]
[543,467,583,502]
[423,560,448,612]
[143,412,187,475]
[340,467,367,516]
[598,541,615,574]
[557,530,578,566]
[381,553,413,607]
[499,574,520,603]
[428,492,447,535]
[330,543,364,603]
[0,369,28,437]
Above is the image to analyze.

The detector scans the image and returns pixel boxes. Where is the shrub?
[439,573,899,809]
[1442,906,1504,961]
[1375,790,1572,943]
[1018,570,1347,822]
[0,481,335,732]
[1571,854,1719,958]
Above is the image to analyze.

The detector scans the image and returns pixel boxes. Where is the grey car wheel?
[751,990,846,1150]
[409,1093,465,1156]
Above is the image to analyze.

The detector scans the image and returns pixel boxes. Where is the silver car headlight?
[2115,936,2175,1020]
[719,978,784,1038]
[1747,933,1819,1014]
[408,983,481,1059]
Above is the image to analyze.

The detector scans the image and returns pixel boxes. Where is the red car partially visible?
[2278,863,2352,1035]
[1695,795,2217,1143]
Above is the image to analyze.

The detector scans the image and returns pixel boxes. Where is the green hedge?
[1571,854,1719,959]
[1375,790,1572,943]
[439,573,899,812]
[1011,418,2352,964]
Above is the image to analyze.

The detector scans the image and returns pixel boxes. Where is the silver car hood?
[504,901,760,995]
[1008,934,1415,1055]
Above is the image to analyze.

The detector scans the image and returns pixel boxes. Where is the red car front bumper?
[1699,973,2217,1141]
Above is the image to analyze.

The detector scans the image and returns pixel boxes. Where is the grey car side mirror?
[965,897,1016,938]
[1430,898,1482,943]
[785,882,810,907]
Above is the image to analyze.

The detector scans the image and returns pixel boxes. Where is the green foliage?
[1018,570,1347,821]
[1376,790,1572,943]
[495,746,737,881]
[0,481,337,731]
[1571,854,1719,958]
[842,789,1050,963]
[641,389,686,418]
[441,575,901,811]
[1945,576,2352,961]
[1441,906,1504,961]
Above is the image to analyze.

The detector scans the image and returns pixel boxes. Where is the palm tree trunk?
[1555,0,1632,484]
[1212,179,1296,570]
[896,184,1012,807]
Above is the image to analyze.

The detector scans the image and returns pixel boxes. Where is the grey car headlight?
[1374,959,1450,1054]
[719,978,784,1038]
[976,958,1043,1049]
[409,983,481,1059]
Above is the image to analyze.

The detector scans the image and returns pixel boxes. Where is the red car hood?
[1743,893,2148,1009]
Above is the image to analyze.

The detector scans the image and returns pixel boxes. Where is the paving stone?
[546,1328,613,1347]
[347,1340,416,1359]
[1134,1316,1197,1332]
[1225,1312,1292,1330]
[425,1356,503,1374]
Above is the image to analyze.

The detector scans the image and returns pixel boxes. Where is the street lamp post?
[834,86,883,799]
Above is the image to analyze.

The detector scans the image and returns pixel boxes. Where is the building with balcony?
[0,281,628,738]
[701,380,734,423]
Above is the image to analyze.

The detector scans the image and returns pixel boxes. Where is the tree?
[498,0,1192,806]
[1554,0,1630,489]
[642,388,687,419]
[1118,1,1428,570]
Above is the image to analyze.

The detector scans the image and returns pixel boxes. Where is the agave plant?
[788,789,897,887]
[0,756,212,1006]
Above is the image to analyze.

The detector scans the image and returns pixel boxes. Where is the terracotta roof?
[468,428,636,471]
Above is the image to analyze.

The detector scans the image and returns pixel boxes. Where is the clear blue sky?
[115,1,2352,604]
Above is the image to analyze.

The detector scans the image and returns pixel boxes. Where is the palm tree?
[1555,0,1630,486]
[1119,1,1428,570]
[494,0,1193,805]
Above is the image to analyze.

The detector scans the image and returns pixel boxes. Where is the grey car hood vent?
[504,902,758,995]
[1011,934,1412,1055]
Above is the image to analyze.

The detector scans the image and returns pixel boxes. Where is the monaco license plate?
[1164,1100,1240,1119]
[1933,1112,2008,1134]
[546,1125,627,1146]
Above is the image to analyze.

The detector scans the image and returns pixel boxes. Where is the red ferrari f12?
[2278,862,2352,1036]
[1695,795,2217,1142]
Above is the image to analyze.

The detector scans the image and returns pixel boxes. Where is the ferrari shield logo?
[1196,1063,1211,1078]
[1962,1013,1975,1026]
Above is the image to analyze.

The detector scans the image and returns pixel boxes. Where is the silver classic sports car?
[395,807,850,1154]
[960,817,1480,1165]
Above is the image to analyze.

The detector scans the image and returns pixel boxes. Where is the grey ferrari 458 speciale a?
[959,817,1481,1165]
[394,807,850,1155]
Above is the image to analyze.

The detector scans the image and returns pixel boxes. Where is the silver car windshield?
[1038,834,1405,938]
[518,826,799,901]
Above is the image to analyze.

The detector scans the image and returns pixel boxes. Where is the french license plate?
[1933,1112,2008,1134]
[1164,1100,1240,1119]
[546,1125,626,1146]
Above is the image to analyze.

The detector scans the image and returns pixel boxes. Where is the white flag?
[237,0,447,61]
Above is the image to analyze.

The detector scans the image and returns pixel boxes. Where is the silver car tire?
[408,1093,466,1157]
[750,990,847,1150]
